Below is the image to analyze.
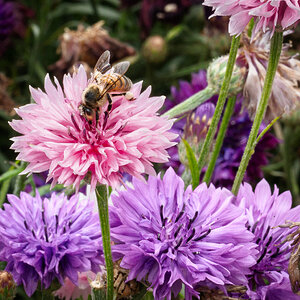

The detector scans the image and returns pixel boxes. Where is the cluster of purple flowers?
[110,168,300,299]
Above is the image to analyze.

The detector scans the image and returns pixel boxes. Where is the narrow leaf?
[182,139,200,189]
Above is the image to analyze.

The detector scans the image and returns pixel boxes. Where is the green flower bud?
[207,55,247,96]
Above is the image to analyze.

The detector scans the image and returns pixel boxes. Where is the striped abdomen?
[99,74,132,93]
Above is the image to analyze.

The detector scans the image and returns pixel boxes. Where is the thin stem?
[203,96,237,184]
[232,31,283,195]
[163,86,215,119]
[197,35,241,172]
[96,184,114,300]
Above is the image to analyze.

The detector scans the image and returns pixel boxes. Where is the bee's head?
[82,84,101,105]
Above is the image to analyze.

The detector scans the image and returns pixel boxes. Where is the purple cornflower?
[234,179,300,299]
[0,0,33,55]
[0,0,14,54]
[0,191,103,296]
[164,70,278,189]
[110,168,258,300]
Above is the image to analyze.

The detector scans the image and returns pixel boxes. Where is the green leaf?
[182,139,200,189]
[0,166,26,183]
[34,184,64,197]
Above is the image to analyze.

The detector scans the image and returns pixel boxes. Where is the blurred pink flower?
[10,66,177,190]
[203,0,300,37]
[54,271,96,300]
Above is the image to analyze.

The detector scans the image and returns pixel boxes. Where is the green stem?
[162,86,215,119]
[197,35,241,172]
[203,96,237,184]
[96,184,114,300]
[231,31,283,195]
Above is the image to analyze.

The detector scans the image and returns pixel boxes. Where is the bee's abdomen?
[101,74,132,93]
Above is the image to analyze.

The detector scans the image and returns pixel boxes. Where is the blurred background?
[0,0,300,204]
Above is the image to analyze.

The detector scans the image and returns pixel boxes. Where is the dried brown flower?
[0,270,15,299]
[197,285,247,300]
[49,21,136,80]
[279,221,300,294]
[237,31,300,121]
[0,73,16,116]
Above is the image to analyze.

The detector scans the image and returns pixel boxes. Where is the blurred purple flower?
[0,191,102,296]
[0,0,33,55]
[164,70,278,189]
[234,179,300,299]
[121,0,202,37]
[110,168,257,300]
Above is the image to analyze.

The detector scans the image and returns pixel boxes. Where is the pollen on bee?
[125,91,134,101]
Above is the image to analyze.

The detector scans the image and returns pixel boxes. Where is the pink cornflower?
[54,271,96,300]
[10,66,177,190]
[203,0,300,37]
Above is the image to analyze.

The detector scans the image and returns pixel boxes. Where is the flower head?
[234,179,300,299]
[54,271,96,300]
[49,22,136,81]
[10,66,176,191]
[0,191,102,296]
[0,0,33,55]
[0,0,14,41]
[203,0,300,37]
[238,31,300,121]
[110,168,257,300]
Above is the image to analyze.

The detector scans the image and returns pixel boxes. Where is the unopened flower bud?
[178,102,215,166]
[207,55,247,96]
[142,35,168,63]
[0,271,15,299]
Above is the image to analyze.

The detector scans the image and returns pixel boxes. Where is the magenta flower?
[10,66,177,190]
[110,168,258,300]
[234,179,300,299]
[203,0,300,37]
[0,191,102,297]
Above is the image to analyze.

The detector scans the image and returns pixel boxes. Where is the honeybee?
[79,50,134,127]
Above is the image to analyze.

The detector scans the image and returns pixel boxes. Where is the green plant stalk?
[232,31,283,195]
[96,184,114,300]
[203,96,237,184]
[162,86,215,119]
[197,35,241,173]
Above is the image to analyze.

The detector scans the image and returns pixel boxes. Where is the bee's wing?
[94,50,111,74]
[113,61,130,75]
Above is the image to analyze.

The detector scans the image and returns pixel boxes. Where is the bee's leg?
[103,94,113,130]
[95,108,100,126]
[111,92,135,101]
